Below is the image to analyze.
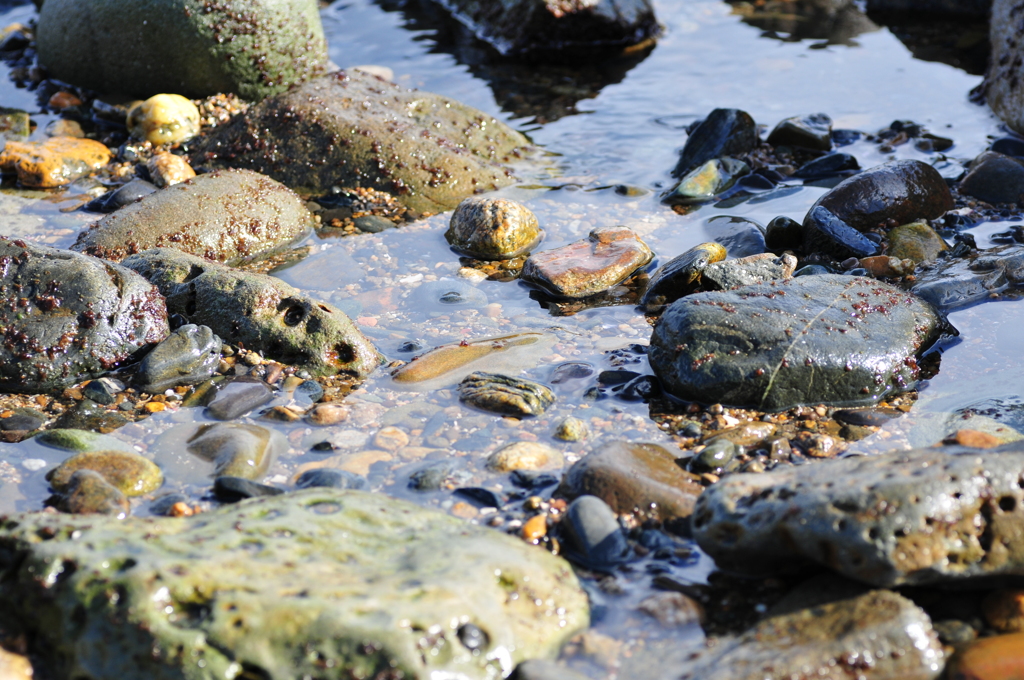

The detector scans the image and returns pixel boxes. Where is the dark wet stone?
[446,197,543,260]
[47,450,163,497]
[736,173,776,191]
[123,248,382,379]
[0,410,44,432]
[295,468,366,490]
[510,470,560,489]
[136,324,221,394]
[597,370,639,386]
[188,422,280,480]
[510,660,592,680]
[767,113,833,151]
[558,441,702,524]
[293,380,324,405]
[36,0,327,100]
[54,470,130,517]
[397,341,423,353]
[520,226,653,299]
[454,487,504,508]
[193,71,532,214]
[561,495,631,569]
[82,377,123,405]
[51,400,130,433]
[833,407,903,426]
[677,591,943,680]
[959,151,1024,204]
[649,275,943,411]
[991,136,1024,157]
[704,215,768,258]
[617,375,660,401]
[213,475,284,501]
[409,460,457,491]
[792,152,860,180]
[672,109,759,178]
[549,362,594,383]
[641,242,727,311]
[149,493,192,516]
[915,133,954,153]
[205,380,275,421]
[0,238,168,395]
[701,253,798,290]
[663,158,750,205]
[911,243,1024,310]
[82,178,157,213]
[765,216,804,251]
[831,129,862,145]
[458,372,555,417]
[693,441,1024,586]
[689,439,736,474]
[353,215,396,234]
[803,205,879,259]
[73,170,314,264]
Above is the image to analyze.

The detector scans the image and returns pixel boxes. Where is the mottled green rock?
[887,221,948,264]
[54,469,130,517]
[553,416,588,442]
[459,372,555,416]
[72,170,313,264]
[35,429,136,454]
[187,422,281,480]
[47,450,163,497]
[36,0,327,100]
[0,489,588,680]
[193,71,533,214]
[122,248,382,379]
[446,197,543,260]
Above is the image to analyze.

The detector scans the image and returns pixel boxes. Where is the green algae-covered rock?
[46,450,163,496]
[122,248,382,379]
[36,0,327,100]
[0,489,589,680]
[35,429,136,454]
[193,71,533,214]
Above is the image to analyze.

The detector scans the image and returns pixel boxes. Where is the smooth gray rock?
[561,495,631,569]
[136,324,221,394]
[649,275,943,411]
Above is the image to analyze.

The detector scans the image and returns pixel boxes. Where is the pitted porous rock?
[649,275,942,411]
[0,489,589,680]
[677,590,944,680]
[985,0,1024,134]
[692,442,1024,587]
[0,238,168,394]
[121,248,381,379]
[72,169,313,264]
[192,71,533,214]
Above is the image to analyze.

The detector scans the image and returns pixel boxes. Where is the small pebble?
[146,152,195,187]
[127,94,201,144]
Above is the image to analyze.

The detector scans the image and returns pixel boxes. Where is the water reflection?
[727,0,880,46]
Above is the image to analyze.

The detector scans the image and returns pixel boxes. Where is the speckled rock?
[982,589,1024,632]
[54,469,130,517]
[0,238,168,394]
[672,108,759,178]
[193,71,532,214]
[459,372,555,417]
[958,151,1024,204]
[128,95,200,145]
[136,324,222,394]
[678,591,943,680]
[558,441,703,525]
[520,226,653,298]
[911,243,1024,310]
[445,197,543,259]
[391,333,554,390]
[693,442,1024,586]
[649,275,942,411]
[187,422,282,480]
[0,137,112,188]
[0,489,589,680]
[701,253,797,290]
[47,450,163,497]
[887,221,948,263]
[641,242,727,311]
[487,441,563,471]
[73,170,313,264]
[985,0,1024,135]
[36,0,327,100]
[122,248,381,379]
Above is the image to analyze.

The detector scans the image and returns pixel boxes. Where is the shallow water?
[1,0,1023,674]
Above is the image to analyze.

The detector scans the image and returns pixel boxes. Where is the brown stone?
[983,589,1024,633]
[521,226,653,298]
[0,137,111,188]
[147,152,196,188]
[946,631,1024,680]
[859,255,913,278]
[705,421,775,448]
[637,591,705,627]
[946,429,1003,449]
[0,645,34,680]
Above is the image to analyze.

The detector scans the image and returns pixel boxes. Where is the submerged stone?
[205,380,275,421]
[911,243,1024,310]
[83,178,157,213]
[47,450,163,497]
[792,152,860,180]
[0,489,588,679]
[445,197,543,260]
[188,422,282,480]
[641,242,727,311]
[459,372,555,417]
[672,109,759,178]
[560,495,631,569]
[391,333,554,391]
[767,112,833,151]
[649,275,943,411]
[487,441,563,471]
[73,170,314,264]
[35,429,135,454]
[53,469,130,517]
[663,158,750,205]
[136,324,222,394]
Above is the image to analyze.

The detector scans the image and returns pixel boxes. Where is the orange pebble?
[144,402,166,413]
[49,91,82,109]
[947,632,1024,680]
[168,502,194,518]
[522,514,547,541]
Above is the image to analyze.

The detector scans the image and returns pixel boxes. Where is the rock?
[353,215,395,233]
[122,248,381,379]
[554,416,588,442]
[983,589,1024,632]
[672,109,759,178]
[637,591,704,627]
[0,238,168,394]
[558,441,702,525]
[804,159,953,233]
[0,646,33,680]
[445,197,543,259]
[859,255,914,278]
[641,242,727,311]
[765,216,804,250]
[73,170,313,263]
[307,403,348,426]
[692,442,1024,586]
[887,221,948,263]
[911,243,1024,310]
[767,113,833,151]
[946,632,1024,680]
[663,158,750,205]
[82,377,123,405]
[0,489,588,679]
[866,0,989,14]
[689,439,736,474]
[678,591,943,680]
[405,280,489,312]
[706,421,777,448]
[701,253,797,290]
[431,0,657,55]
[51,400,130,434]
[35,0,327,100]
[213,476,284,501]
[561,495,631,569]
[146,152,196,188]
[0,106,30,138]
[0,137,112,188]
[409,460,457,491]
[803,205,880,259]
[47,450,163,496]
[127,94,200,145]
[193,71,532,214]
[958,151,1024,204]
[205,379,275,421]
[187,422,282,480]
[649,275,943,411]
[792,152,860,180]
[136,324,222,394]
[54,469,130,517]
[372,426,410,451]
[510,659,592,680]
[458,372,555,417]
[83,178,158,213]
[985,0,1024,134]
[391,333,553,390]
[0,409,44,433]
[487,441,563,471]
[521,226,653,298]
[294,468,366,490]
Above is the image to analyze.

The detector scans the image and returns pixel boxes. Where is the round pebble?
[127,94,201,145]
[487,441,563,472]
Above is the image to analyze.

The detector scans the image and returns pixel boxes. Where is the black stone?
[672,109,759,178]
[294,468,366,490]
[83,179,158,213]
[560,495,631,570]
[803,206,878,259]
[792,152,860,180]
[213,476,284,502]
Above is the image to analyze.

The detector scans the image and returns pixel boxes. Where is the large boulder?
[648,275,943,411]
[72,169,314,263]
[0,489,589,680]
[985,0,1024,134]
[191,71,533,214]
[121,248,381,379]
[0,238,168,394]
[35,0,328,100]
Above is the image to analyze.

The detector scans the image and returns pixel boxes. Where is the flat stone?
[649,275,942,411]
[0,137,111,188]
[911,243,1024,311]
[692,442,1024,586]
[205,380,275,421]
[83,179,157,213]
[458,372,555,417]
[487,441,563,471]
[701,253,797,290]
[959,151,1024,204]
[663,158,750,205]
[188,422,282,480]
[136,324,222,394]
[520,226,653,299]
[0,489,588,679]
[47,450,163,497]
[391,333,553,391]
[803,205,879,260]
[35,429,135,454]
[446,197,543,259]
